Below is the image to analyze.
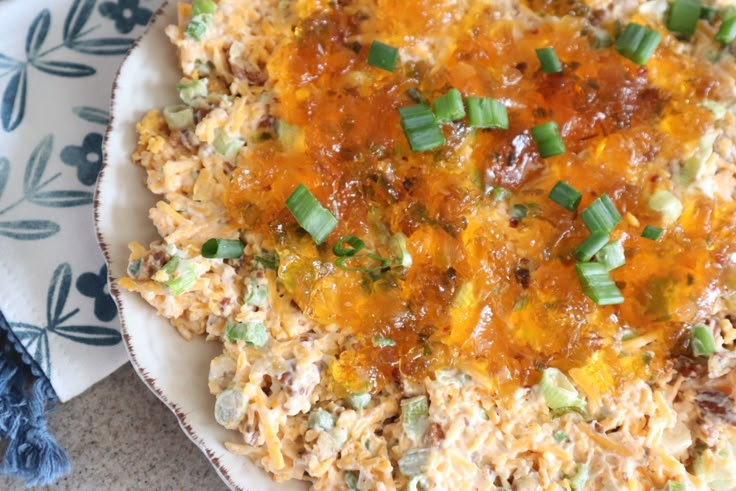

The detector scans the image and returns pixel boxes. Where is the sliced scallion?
[346,392,371,410]
[539,367,587,412]
[667,0,703,37]
[214,388,247,429]
[185,0,217,40]
[308,408,336,431]
[177,78,208,105]
[372,335,396,348]
[531,121,565,158]
[367,41,399,72]
[648,190,683,225]
[575,262,624,305]
[389,233,413,268]
[224,321,268,347]
[580,194,621,234]
[244,280,268,307]
[433,88,465,123]
[596,240,625,271]
[285,184,338,244]
[548,180,582,211]
[573,231,610,262]
[333,236,365,257]
[467,97,509,129]
[398,448,430,477]
[536,47,563,73]
[213,128,245,160]
[553,430,568,442]
[615,23,662,65]
[641,225,664,241]
[344,471,359,490]
[401,395,429,444]
[691,324,715,357]
[716,13,736,44]
[569,463,589,491]
[398,104,445,152]
[201,238,244,259]
[163,105,194,130]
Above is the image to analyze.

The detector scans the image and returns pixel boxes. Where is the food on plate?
[119,0,736,488]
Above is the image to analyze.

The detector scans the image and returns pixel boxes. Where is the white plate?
[95,2,306,490]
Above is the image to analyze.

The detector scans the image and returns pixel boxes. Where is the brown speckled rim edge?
[93,3,241,490]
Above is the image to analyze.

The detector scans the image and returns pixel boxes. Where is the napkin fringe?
[0,314,70,487]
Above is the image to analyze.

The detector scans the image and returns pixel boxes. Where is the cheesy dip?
[121,0,736,488]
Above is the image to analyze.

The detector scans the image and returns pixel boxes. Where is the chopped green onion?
[467,97,509,129]
[703,100,727,119]
[665,480,686,491]
[588,27,613,48]
[510,203,528,221]
[401,395,429,443]
[389,233,413,268]
[177,78,208,105]
[213,129,245,160]
[308,408,336,431]
[691,324,715,357]
[700,6,719,23]
[513,296,529,312]
[716,14,736,44]
[539,367,587,412]
[285,184,338,244]
[573,231,610,262]
[531,121,565,158]
[367,41,399,72]
[569,463,589,490]
[336,253,390,272]
[615,23,662,65]
[648,190,683,225]
[641,225,664,241]
[254,253,279,270]
[492,186,511,201]
[158,256,199,296]
[398,104,445,152]
[580,194,621,234]
[224,321,268,347]
[214,388,247,429]
[372,335,396,348]
[127,258,142,278]
[548,181,582,212]
[192,0,217,15]
[536,47,563,73]
[163,105,194,130]
[575,262,624,305]
[433,88,466,123]
[553,430,568,442]
[346,392,371,410]
[244,280,268,307]
[398,448,430,477]
[333,236,365,257]
[344,471,359,490]
[185,0,217,40]
[667,0,703,37]
[597,240,625,271]
[201,238,244,259]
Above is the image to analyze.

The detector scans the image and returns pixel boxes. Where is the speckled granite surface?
[0,365,227,491]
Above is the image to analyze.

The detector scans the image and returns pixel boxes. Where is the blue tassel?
[0,340,70,486]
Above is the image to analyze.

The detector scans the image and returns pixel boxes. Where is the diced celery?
[398,448,430,477]
[224,321,268,347]
[401,395,429,443]
[308,408,335,431]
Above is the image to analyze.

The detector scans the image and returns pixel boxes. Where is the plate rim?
[94,2,242,490]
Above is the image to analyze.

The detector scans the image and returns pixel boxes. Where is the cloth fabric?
[0,0,163,485]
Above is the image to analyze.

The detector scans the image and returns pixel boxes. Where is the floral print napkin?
[0,0,162,402]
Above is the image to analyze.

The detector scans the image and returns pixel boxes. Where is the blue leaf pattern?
[33,60,96,78]
[0,220,60,240]
[2,69,27,132]
[0,0,150,387]
[64,0,97,42]
[25,10,51,60]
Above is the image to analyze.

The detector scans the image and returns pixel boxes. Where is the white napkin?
[0,0,163,402]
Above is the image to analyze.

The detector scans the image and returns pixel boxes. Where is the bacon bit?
[427,422,445,445]
[695,390,736,426]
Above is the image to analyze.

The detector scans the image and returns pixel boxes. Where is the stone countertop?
[0,365,227,491]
